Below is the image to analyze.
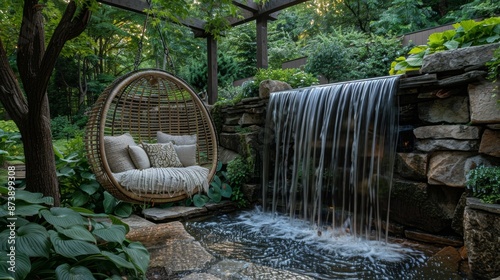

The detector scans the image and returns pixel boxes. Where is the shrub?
[0,187,149,279]
[466,165,500,204]
[0,129,23,166]
[390,17,500,75]
[192,162,233,207]
[51,116,83,140]
[243,68,319,97]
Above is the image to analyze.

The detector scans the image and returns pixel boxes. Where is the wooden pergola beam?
[97,0,309,103]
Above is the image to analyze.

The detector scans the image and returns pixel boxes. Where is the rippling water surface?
[184,208,464,279]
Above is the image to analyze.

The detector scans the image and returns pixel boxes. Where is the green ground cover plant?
[466,165,500,204]
[391,17,500,75]
[0,187,149,280]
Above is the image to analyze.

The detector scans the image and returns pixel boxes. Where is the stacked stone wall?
[393,43,500,236]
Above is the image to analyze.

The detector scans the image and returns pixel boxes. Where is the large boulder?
[420,43,500,73]
[390,179,461,233]
[259,79,292,99]
[418,96,470,124]
[427,152,491,187]
[469,80,500,124]
[463,198,500,279]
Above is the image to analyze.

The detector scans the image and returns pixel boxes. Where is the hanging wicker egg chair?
[85,69,218,204]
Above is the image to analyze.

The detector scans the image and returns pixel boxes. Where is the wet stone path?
[123,207,315,280]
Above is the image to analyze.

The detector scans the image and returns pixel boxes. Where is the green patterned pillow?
[142,142,183,168]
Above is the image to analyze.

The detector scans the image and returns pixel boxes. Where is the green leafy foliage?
[391,17,500,74]
[305,30,405,82]
[183,52,241,93]
[51,116,85,140]
[466,165,500,204]
[0,187,149,279]
[55,136,133,217]
[192,162,233,207]
[486,46,500,82]
[242,68,319,98]
[0,127,23,166]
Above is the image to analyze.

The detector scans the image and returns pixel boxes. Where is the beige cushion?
[104,133,137,173]
[142,142,183,168]
[128,145,151,170]
[174,144,197,166]
[157,131,197,145]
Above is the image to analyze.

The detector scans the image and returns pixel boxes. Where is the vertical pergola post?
[256,17,268,69]
[207,35,218,104]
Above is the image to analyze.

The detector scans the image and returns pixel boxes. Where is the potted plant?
[463,165,500,280]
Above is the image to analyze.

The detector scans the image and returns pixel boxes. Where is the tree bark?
[0,0,91,204]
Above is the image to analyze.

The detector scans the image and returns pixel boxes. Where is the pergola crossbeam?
[96,0,309,103]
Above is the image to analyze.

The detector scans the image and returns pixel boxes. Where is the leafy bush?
[305,39,353,83]
[55,136,133,217]
[391,17,500,74]
[243,68,319,97]
[466,165,500,204]
[0,187,149,279]
[0,120,19,133]
[51,115,83,140]
[183,52,241,93]
[192,162,233,207]
[0,130,23,166]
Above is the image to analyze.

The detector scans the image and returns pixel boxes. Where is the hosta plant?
[391,17,500,75]
[0,187,149,280]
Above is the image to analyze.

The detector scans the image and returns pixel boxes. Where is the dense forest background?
[0,0,498,125]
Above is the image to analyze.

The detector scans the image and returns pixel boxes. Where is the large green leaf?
[15,223,51,258]
[108,215,130,233]
[113,202,132,218]
[0,251,30,280]
[8,189,53,205]
[79,181,100,195]
[49,230,100,258]
[101,251,136,270]
[0,223,51,258]
[8,201,46,217]
[55,264,96,280]
[93,225,126,243]
[220,183,232,198]
[70,191,90,207]
[55,225,96,243]
[40,208,86,228]
[208,186,222,203]
[193,194,210,207]
[103,191,117,214]
[443,40,459,50]
[123,242,150,274]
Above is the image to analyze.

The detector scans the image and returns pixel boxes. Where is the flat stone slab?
[143,206,208,221]
[466,197,500,214]
[404,230,463,247]
[120,214,156,229]
[126,222,214,273]
[208,259,314,280]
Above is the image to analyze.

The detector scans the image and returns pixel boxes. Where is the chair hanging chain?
[134,2,151,71]
[155,23,176,74]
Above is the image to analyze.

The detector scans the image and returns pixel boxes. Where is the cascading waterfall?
[262,76,400,242]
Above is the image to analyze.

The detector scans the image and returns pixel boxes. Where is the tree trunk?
[0,0,91,203]
[21,101,59,205]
